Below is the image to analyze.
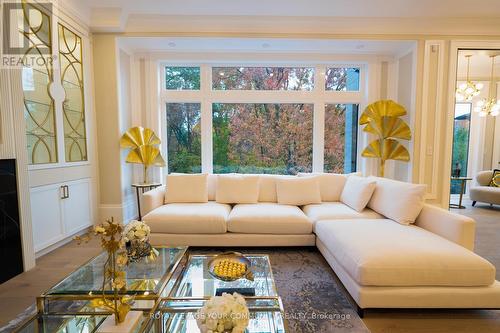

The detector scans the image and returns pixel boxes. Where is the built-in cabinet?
[31,178,92,253]
[18,3,97,254]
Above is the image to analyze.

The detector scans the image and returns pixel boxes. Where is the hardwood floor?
[0,237,101,328]
[0,200,499,332]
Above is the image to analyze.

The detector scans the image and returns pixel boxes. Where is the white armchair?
[469,170,500,206]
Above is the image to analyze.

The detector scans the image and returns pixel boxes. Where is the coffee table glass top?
[170,254,278,298]
[46,247,187,295]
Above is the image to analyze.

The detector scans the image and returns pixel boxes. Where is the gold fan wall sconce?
[359,100,412,177]
[120,127,166,184]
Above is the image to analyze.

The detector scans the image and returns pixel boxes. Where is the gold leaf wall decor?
[359,100,411,177]
[120,127,166,183]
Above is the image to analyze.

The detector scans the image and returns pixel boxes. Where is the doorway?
[449,49,500,208]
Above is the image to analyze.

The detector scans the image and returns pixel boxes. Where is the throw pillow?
[367,176,427,225]
[216,175,260,204]
[340,176,376,212]
[276,177,322,206]
[298,172,361,202]
[490,169,500,187]
[165,173,208,203]
[258,174,295,202]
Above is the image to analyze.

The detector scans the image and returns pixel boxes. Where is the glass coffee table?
[37,246,188,315]
[137,254,287,332]
[14,314,150,333]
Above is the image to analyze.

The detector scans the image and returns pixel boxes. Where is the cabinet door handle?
[60,185,69,199]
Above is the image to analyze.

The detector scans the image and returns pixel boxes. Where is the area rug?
[191,247,370,333]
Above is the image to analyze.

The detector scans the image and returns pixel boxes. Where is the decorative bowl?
[207,252,254,282]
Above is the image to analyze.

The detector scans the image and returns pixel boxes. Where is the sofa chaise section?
[316,204,500,311]
[316,219,495,287]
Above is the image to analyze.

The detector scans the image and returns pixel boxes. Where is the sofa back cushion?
[298,172,361,202]
[367,176,427,225]
[340,176,376,212]
[165,173,208,203]
[258,174,295,202]
[207,174,218,200]
[475,170,494,186]
[216,174,260,204]
[276,177,321,206]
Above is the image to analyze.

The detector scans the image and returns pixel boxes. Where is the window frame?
[160,62,366,175]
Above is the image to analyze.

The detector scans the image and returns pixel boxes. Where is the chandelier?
[456,55,483,102]
[474,55,500,117]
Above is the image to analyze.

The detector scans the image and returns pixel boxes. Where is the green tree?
[166,67,200,90]
[451,120,470,194]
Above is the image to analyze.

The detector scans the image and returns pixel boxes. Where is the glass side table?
[450,177,472,209]
[37,246,188,315]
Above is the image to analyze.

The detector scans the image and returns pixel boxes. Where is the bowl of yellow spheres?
[208,252,254,282]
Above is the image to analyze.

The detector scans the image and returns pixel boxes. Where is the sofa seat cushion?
[143,202,231,234]
[315,219,496,287]
[302,202,383,225]
[227,203,313,234]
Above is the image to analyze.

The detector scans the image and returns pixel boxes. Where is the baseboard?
[122,197,138,224]
[99,201,138,224]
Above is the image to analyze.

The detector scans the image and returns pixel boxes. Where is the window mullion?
[313,65,326,173]
[200,64,213,173]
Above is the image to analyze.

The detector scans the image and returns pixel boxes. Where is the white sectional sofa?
[142,173,500,314]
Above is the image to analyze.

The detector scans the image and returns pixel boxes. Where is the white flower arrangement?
[196,293,250,333]
[123,220,158,262]
[123,220,151,243]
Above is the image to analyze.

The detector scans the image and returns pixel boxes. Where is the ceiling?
[70,0,500,20]
[118,37,415,56]
[64,0,500,34]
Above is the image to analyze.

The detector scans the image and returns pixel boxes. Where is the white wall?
[383,47,417,181]
[118,49,138,222]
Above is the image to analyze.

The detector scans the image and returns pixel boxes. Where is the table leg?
[458,180,466,209]
[136,187,142,220]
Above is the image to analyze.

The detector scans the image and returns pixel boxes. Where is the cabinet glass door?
[21,3,58,164]
[58,24,87,162]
